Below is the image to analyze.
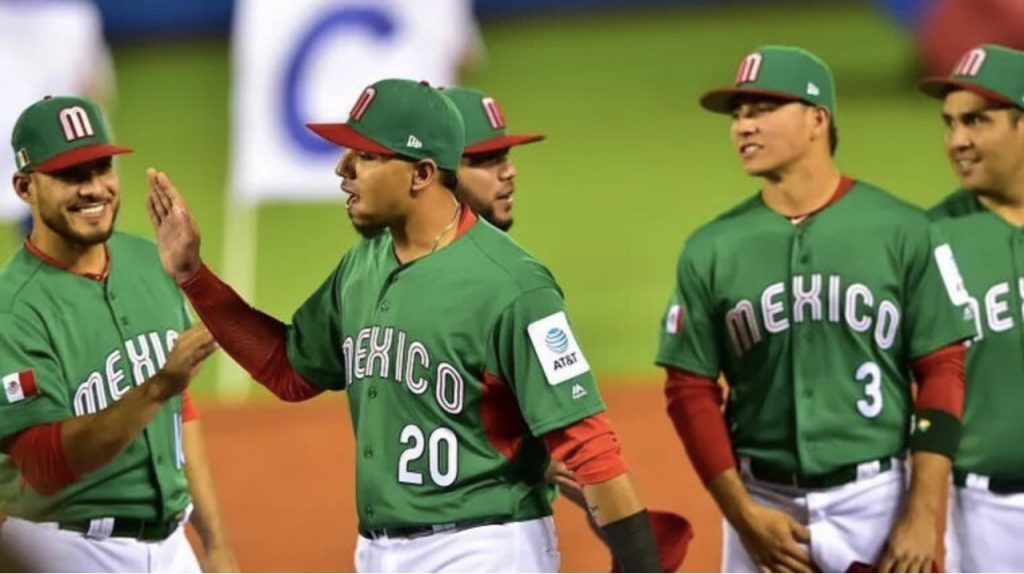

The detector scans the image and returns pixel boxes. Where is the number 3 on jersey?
[854,361,883,418]
[397,424,459,487]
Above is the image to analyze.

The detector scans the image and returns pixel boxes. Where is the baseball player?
[920,44,1024,572]
[146,78,661,573]
[656,46,974,573]
[0,95,235,572]
[445,85,693,572]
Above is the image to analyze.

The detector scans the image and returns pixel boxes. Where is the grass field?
[0,1,960,397]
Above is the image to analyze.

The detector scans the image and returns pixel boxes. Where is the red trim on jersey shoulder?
[664,367,736,484]
[9,422,79,496]
[454,203,478,239]
[480,371,527,460]
[181,390,198,422]
[543,413,627,485]
[24,238,109,282]
[913,343,965,417]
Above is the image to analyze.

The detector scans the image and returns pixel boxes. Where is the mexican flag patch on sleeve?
[2,370,38,404]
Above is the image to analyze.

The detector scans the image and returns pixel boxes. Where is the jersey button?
[380,301,390,311]
[365,506,375,518]
[364,448,374,458]
[368,388,378,399]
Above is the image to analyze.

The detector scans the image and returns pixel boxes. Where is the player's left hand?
[201,544,240,573]
[146,167,203,284]
[877,511,935,573]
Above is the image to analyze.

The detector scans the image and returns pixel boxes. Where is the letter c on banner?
[282,7,397,155]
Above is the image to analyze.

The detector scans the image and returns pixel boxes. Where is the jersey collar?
[786,174,856,224]
[454,203,478,239]
[24,238,110,282]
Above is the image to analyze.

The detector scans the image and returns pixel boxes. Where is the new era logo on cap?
[2,370,38,404]
[807,82,820,96]
[406,135,423,149]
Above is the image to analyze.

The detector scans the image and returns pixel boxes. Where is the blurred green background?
[0,1,960,398]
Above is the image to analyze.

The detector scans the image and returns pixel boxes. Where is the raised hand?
[146,168,203,284]
[154,324,218,400]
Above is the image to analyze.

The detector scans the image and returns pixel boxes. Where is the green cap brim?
[700,87,807,114]
[918,77,1019,107]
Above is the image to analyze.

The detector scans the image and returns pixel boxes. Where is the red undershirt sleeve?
[179,265,322,402]
[181,390,198,422]
[542,413,628,485]
[9,422,79,496]
[909,343,965,458]
[664,367,735,485]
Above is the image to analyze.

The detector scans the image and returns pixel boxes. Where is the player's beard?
[347,212,386,239]
[41,198,119,247]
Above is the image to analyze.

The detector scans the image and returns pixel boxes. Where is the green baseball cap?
[700,45,837,117]
[11,96,132,173]
[442,87,545,155]
[307,78,465,171]
[919,44,1024,109]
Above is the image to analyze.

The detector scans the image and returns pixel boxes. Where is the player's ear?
[12,172,33,205]
[410,159,438,194]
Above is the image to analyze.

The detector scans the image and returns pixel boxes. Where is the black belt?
[954,470,1024,494]
[58,515,182,542]
[748,457,893,489]
[359,518,503,540]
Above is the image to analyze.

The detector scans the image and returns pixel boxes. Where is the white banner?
[230,0,480,204]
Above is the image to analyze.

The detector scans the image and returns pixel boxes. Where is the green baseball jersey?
[0,232,191,523]
[286,214,605,530]
[656,180,974,475]
[930,190,1024,478]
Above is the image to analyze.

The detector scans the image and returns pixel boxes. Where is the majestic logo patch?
[58,106,94,142]
[2,370,37,403]
[571,383,587,400]
[527,311,590,386]
[406,135,423,149]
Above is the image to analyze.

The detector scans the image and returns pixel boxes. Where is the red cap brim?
[306,123,395,155]
[463,133,546,155]
[918,77,1018,107]
[700,87,805,114]
[33,144,133,173]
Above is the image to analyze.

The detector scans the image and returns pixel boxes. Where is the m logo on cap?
[58,106,94,142]
[954,48,987,78]
[735,53,763,85]
[349,87,377,121]
[481,97,506,130]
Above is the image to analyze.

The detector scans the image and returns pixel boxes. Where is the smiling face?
[456,148,517,231]
[729,96,831,178]
[15,157,120,247]
[942,89,1024,197]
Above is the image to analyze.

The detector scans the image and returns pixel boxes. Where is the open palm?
[146,168,203,284]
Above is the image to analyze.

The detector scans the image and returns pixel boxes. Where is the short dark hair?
[828,121,839,156]
[440,169,459,191]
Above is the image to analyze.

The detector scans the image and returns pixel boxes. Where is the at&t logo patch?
[527,311,591,386]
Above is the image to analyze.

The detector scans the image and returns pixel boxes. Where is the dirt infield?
[191,381,722,572]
